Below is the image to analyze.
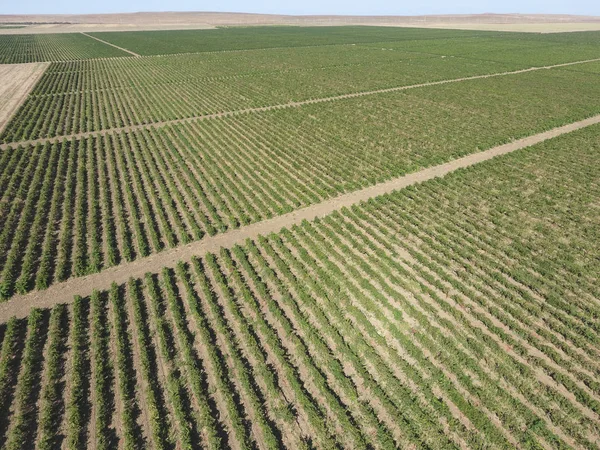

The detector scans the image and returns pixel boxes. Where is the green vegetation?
[91,25,491,55]
[361,34,600,66]
[0,33,130,64]
[0,46,518,142]
[1,126,599,447]
[2,64,600,299]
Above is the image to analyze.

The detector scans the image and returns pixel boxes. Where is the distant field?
[0,46,519,142]
[361,35,600,66]
[0,25,599,450]
[90,25,494,55]
[3,30,600,142]
[0,33,130,64]
[1,124,599,448]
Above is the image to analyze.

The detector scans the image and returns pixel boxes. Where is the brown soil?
[0,63,49,134]
[1,12,600,34]
[3,56,600,151]
[2,112,600,321]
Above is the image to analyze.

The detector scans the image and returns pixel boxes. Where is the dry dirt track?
[0,62,49,133]
[79,32,141,56]
[2,56,600,151]
[2,113,600,321]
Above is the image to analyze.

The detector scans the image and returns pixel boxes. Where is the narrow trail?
[80,32,141,57]
[2,113,600,321]
[2,56,600,151]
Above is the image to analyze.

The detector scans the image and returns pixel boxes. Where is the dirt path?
[79,32,141,57]
[1,113,599,321]
[2,56,600,151]
[0,62,49,134]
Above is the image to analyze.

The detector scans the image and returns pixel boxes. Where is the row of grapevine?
[9,41,600,143]
[0,33,131,64]
[31,44,438,95]
[3,64,600,300]
[2,121,598,447]
[1,186,598,449]
[87,26,486,55]
[27,32,600,97]
[0,112,344,299]
[359,35,600,68]
[86,26,600,57]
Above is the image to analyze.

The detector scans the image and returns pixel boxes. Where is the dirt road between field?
[2,56,599,151]
[0,62,49,134]
[2,113,600,321]
[80,32,141,57]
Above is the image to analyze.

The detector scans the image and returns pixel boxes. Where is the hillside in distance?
[2,12,600,33]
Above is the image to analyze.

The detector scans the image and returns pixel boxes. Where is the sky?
[1,0,599,17]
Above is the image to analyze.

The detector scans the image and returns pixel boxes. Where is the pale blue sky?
[1,0,598,17]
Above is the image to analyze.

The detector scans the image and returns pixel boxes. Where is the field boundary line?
[2,55,600,151]
[2,113,600,321]
[80,32,141,57]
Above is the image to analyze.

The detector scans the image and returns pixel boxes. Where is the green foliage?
[0,33,130,63]
[90,26,490,55]
[2,126,600,447]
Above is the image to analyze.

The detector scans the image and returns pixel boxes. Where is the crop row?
[360,34,600,67]
[88,25,489,55]
[3,55,600,145]
[3,66,600,299]
[1,124,599,447]
[0,49,520,143]
[30,45,438,94]
[0,33,130,64]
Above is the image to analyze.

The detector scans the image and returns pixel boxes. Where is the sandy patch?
[0,62,49,133]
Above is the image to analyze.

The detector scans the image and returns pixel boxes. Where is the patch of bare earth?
[0,63,49,134]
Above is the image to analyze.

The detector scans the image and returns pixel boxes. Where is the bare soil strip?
[79,32,141,57]
[2,56,600,151]
[2,113,600,321]
[0,63,49,134]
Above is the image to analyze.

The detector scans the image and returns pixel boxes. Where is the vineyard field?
[4,36,600,143]
[89,25,493,55]
[360,35,600,66]
[0,125,599,448]
[0,33,131,64]
[0,46,521,142]
[2,66,600,299]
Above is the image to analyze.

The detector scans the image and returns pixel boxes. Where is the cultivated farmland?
[0,25,599,449]
[89,25,492,54]
[1,125,600,448]
[0,33,130,64]
[2,62,600,299]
